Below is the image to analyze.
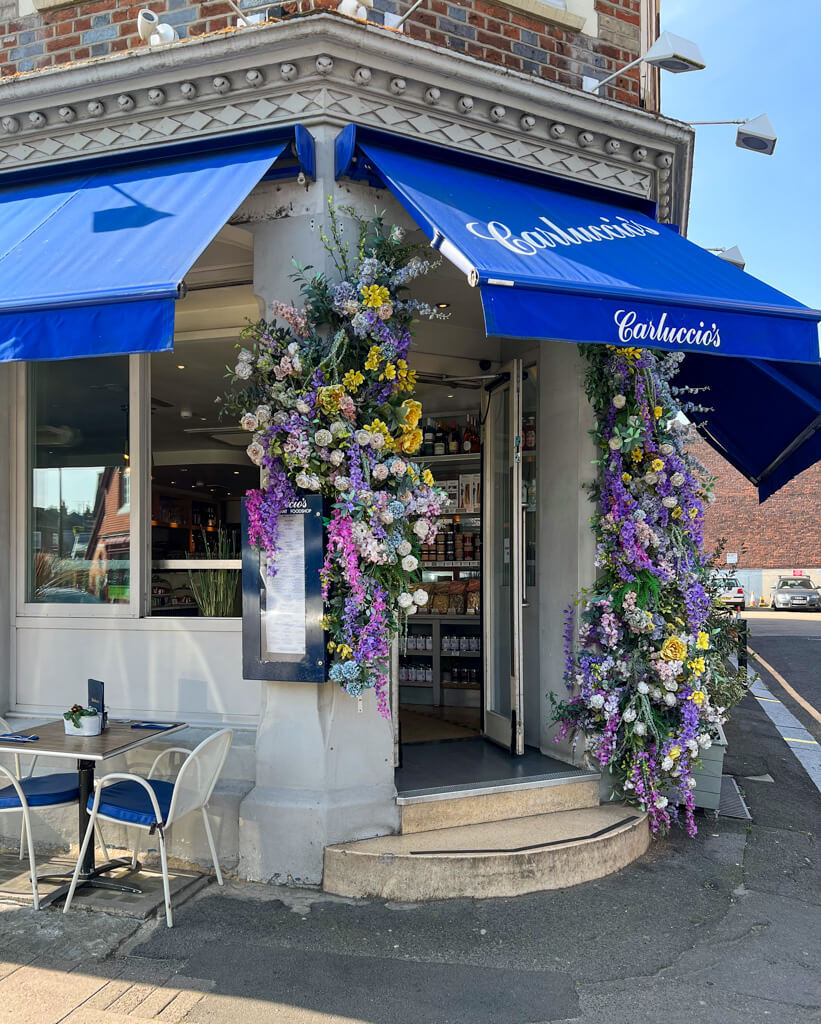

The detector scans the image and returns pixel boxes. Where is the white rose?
[662,496,677,509]
[397,540,412,557]
[255,405,272,426]
[413,520,430,539]
[612,395,627,409]
[654,796,669,810]
[235,362,253,380]
[237,348,254,363]
[397,592,413,609]
[355,430,371,447]
[391,460,407,477]
[608,437,623,451]
[372,464,388,482]
[334,477,351,491]
[380,511,394,525]
[287,342,300,356]
[295,400,310,415]
[273,411,288,426]
[622,708,637,722]
[660,443,674,456]
[670,472,685,487]
[246,441,264,465]
[664,680,678,691]
[330,420,346,436]
[651,687,663,701]
[330,450,345,466]
[407,604,417,615]
[685,777,697,790]
[590,693,605,709]
[698,733,712,750]
[664,692,677,707]
[401,555,418,572]
[661,756,674,771]
[241,412,259,432]
[370,433,385,450]
[637,681,650,695]
[314,429,333,447]
[644,472,657,485]
[633,721,647,736]
[413,589,429,606]
[296,472,310,489]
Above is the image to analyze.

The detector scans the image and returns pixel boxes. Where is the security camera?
[736,114,776,156]
[137,8,159,41]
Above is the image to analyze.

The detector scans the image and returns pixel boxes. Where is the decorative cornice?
[0,14,693,225]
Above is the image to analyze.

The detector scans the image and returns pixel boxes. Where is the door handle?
[521,502,529,607]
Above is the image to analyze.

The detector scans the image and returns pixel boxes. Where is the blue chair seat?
[90,779,174,827]
[0,772,79,810]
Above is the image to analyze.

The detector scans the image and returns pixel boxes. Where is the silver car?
[770,576,821,611]
[717,576,745,610]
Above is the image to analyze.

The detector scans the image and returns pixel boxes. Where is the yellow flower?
[365,346,382,371]
[668,745,681,760]
[343,369,364,392]
[696,631,709,650]
[653,406,663,419]
[621,472,632,484]
[690,690,706,706]
[688,507,698,519]
[380,362,397,381]
[362,284,391,308]
[660,636,688,662]
[651,459,664,472]
[401,429,423,454]
[327,640,336,652]
[672,506,682,519]
[401,399,422,430]
[631,448,643,464]
[423,469,434,486]
[687,656,706,676]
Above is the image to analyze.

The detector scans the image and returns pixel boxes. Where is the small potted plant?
[63,704,101,736]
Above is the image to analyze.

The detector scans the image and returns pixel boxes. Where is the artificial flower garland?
[553,345,736,837]
[224,206,446,717]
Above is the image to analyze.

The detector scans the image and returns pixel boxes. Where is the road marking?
[784,737,819,745]
[755,696,781,703]
[749,647,821,726]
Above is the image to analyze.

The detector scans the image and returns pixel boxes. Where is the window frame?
[15,353,148,620]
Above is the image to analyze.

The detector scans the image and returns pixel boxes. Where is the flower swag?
[224,204,447,718]
[553,344,748,837]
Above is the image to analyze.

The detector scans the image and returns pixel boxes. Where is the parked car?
[770,576,821,611]
[716,577,745,610]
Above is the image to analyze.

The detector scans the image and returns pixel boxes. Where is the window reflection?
[29,356,131,604]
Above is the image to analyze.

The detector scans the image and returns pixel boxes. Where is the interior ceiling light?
[437,302,450,309]
[177,364,185,370]
[586,30,705,93]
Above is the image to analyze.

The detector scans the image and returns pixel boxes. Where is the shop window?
[150,336,257,617]
[28,356,131,605]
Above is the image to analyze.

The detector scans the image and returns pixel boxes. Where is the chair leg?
[94,821,110,862]
[63,812,96,915]
[21,805,39,911]
[131,833,140,871]
[158,829,173,928]
[19,815,25,861]
[201,807,223,886]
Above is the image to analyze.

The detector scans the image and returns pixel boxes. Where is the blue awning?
[336,126,821,365]
[0,134,302,363]
[336,126,821,498]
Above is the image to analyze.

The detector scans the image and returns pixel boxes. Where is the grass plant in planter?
[63,704,101,736]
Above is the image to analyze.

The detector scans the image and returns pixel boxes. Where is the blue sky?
[660,0,821,310]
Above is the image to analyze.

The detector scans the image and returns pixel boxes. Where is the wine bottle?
[448,421,460,455]
[434,421,446,456]
[422,418,435,457]
[462,415,473,453]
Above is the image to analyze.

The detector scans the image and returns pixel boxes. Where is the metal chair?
[64,729,232,927]
[0,716,104,910]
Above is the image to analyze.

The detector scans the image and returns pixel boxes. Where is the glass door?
[482,359,524,754]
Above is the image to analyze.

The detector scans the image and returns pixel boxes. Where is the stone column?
[236,130,399,884]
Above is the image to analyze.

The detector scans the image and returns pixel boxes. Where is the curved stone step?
[323,803,649,901]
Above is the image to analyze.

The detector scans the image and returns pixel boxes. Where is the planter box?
[64,716,102,737]
[691,724,727,811]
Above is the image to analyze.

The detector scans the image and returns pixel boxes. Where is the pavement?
[0,641,819,1023]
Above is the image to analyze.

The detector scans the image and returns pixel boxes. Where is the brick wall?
[0,0,643,106]
[694,437,821,570]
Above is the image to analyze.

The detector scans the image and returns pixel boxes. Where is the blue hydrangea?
[345,679,364,697]
[388,500,405,519]
[341,660,361,680]
[329,663,344,683]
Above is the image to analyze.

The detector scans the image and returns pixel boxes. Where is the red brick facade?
[0,0,644,106]
[694,437,821,570]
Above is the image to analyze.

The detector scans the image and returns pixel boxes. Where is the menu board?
[241,495,326,683]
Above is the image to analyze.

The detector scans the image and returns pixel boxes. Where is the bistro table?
[0,719,185,907]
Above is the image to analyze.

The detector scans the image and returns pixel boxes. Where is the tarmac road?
[742,611,821,744]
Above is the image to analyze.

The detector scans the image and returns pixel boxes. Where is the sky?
[660,0,821,310]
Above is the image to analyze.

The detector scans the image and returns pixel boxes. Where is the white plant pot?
[64,716,101,737]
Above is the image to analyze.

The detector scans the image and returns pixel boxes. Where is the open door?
[482,359,524,754]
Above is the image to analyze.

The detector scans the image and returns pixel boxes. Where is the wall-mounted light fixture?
[585,31,705,94]
[689,114,777,155]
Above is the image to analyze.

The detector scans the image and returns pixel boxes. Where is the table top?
[0,720,186,761]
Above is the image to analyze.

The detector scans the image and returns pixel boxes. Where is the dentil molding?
[0,14,692,224]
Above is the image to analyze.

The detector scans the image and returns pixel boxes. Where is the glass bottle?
[422,418,435,457]
[448,422,460,455]
[434,421,446,456]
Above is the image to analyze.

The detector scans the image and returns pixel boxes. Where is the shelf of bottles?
[399,617,482,709]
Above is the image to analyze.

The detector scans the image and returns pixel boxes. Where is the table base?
[36,857,143,908]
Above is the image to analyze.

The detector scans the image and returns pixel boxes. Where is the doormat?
[718,774,752,820]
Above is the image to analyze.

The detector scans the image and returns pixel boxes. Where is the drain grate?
[719,775,752,820]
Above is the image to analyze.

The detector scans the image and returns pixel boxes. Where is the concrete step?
[398,773,601,834]
[323,803,649,901]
